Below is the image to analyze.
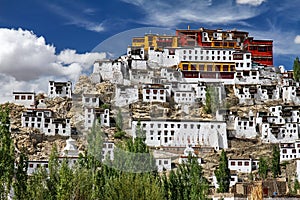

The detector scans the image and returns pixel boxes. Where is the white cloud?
[0,28,105,103]
[236,0,266,6]
[121,0,265,26]
[58,49,105,70]
[48,4,105,33]
[294,35,300,44]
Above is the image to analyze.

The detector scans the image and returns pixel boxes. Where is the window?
[21,95,26,100]
[238,162,242,166]
[245,161,249,166]
[282,149,287,154]
[29,163,34,168]
[230,161,235,166]
[28,95,32,100]
[15,95,19,100]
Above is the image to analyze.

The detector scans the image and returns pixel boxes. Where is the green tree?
[293,175,300,194]
[114,110,126,139]
[258,157,268,180]
[13,150,28,200]
[47,144,60,199]
[205,86,220,115]
[293,57,300,81]
[271,144,281,178]
[215,150,230,193]
[162,155,209,200]
[27,167,50,200]
[57,160,74,200]
[87,121,104,166]
[0,106,15,200]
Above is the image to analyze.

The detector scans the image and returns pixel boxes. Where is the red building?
[176,27,273,66]
[176,28,249,49]
[243,37,273,66]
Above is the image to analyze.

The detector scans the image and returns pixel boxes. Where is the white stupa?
[62,137,79,157]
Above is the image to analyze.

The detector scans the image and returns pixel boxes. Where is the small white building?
[12,92,35,108]
[114,85,139,107]
[84,108,110,130]
[173,82,196,104]
[48,81,72,98]
[282,85,300,104]
[142,84,167,103]
[261,122,298,143]
[160,68,182,82]
[102,142,114,161]
[152,150,176,172]
[234,116,257,139]
[82,94,101,108]
[228,158,259,173]
[232,52,252,71]
[127,47,146,60]
[234,85,253,105]
[130,69,154,84]
[91,60,124,84]
[21,108,71,136]
[280,141,300,161]
[27,160,49,175]
[148,48,179,67]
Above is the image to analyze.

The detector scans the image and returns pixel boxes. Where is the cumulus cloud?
[294,35,300,44]
[236,0,266,6]
[0,28,105,103]
[58,49,105,70]
[121,0,265,26]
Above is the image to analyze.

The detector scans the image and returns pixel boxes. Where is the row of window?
[230,161,250,166]
[282,149,300,154]
[15,95,33,100]
[183,49,232,55]
[236,62,251,68]
[237,121,254,127]
[183,55,232,61]
[180,62,235,72]
[142,123,221,129]
[85,97,98,103]
[28,159,77,169]
[145,89,165,94]
[144,96,165,101]
[175,93,193,97]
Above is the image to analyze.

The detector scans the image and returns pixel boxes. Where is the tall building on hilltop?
[175,27,273,66]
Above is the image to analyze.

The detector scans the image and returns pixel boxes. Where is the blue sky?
[0,0,300,101]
